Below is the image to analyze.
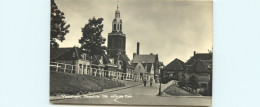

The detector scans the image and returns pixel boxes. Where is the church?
[107,4,134,80]
[106,4,161,82]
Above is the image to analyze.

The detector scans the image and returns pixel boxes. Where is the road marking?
[113,97,127,104]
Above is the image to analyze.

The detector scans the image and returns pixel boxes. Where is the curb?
[86,83,142,96]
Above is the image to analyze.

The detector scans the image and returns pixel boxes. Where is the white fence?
[50,61,138,81]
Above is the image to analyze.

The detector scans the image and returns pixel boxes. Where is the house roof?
[51,47,111,65]
[186,53,212,65]
[118,54,130,62]
[159,62,164,67]
[132,54,158,63]
[113,54,131,66]
[92,54,111,65]
[163,58,185,71]
[52,47,84,60]
[134,63,147,74]
[186,59,212,73]
[50,48,72,60]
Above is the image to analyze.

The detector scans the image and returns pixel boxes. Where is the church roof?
[132,54,158,63]
[163,58,185,71]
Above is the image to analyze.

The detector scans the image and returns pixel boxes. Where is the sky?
[55,0,213,65]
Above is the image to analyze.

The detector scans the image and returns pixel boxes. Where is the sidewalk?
[50,80,142,101]
[86,80,142,96]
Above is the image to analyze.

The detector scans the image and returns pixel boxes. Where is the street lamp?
[157,69,163,96]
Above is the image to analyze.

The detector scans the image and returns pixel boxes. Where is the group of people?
[143,77,153,87]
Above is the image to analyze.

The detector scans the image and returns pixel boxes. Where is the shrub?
[187,75,199,91]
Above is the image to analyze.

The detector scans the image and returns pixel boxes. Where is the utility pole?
[157,70,163,96]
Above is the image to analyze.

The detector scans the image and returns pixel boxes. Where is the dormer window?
[81,54,87,60]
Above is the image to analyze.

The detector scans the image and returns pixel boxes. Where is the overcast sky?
[55,0,213,65]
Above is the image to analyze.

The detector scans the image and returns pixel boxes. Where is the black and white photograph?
[49,0,213,106]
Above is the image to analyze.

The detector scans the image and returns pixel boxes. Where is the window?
[113,24,116,30]
[120,24,122,31]
[81,54,86,60]
[79,64,82,68]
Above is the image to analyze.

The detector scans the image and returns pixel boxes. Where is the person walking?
[143,78,147,86]
[150,77,153,87]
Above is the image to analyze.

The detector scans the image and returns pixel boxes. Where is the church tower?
[107,3,126,58]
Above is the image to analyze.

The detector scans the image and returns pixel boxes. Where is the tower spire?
[117,0,119,9]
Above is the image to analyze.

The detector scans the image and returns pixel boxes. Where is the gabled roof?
[118,54,130,62]
[134,63,147,74]
[186,59,212,73]
[51,47,111,65]
[50,48,72,60]
[159,62,164,67]
[163,58,185,71]
[52,47,86,60]
[92,54,111,65]
[132,54,158,63]
[113,54,131,66]
[186,53,212,65]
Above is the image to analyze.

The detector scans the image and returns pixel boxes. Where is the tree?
[79,17,106,58]
[200,83,207,89]
[51,0,70,48]
[187,75,199,91]
[178,77,187,88]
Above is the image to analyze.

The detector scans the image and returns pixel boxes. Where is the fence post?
[56,63,59,72]
[64,64,66,72]
[71,66,73,73]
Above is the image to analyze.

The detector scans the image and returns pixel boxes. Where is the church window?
[113,24,116,30]
[120,24,122,31]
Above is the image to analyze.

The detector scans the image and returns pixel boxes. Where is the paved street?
[51,81,211,106]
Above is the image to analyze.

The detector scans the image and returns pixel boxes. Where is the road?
[51,82,212,106]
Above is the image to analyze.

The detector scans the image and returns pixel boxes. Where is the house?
[50,47,119,79]
[131,42,160,82]
[185,51,213,90]
[109,54,134,80]
[50,46,135,81]
[132,53,159,82]
[50,47,91,74]
[162,58,185,81]
[186,51,212,66]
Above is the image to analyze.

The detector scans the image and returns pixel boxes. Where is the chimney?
[137,42,140,55]
[193,51,196,55]
[133,53,136,58]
